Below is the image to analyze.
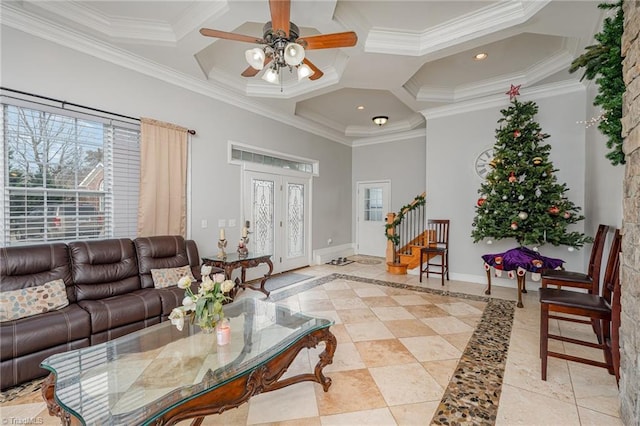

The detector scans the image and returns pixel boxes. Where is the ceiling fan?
[199,0,357,83]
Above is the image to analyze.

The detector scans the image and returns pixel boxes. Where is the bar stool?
[419,219,449,285]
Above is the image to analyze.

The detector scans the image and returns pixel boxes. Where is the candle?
[242,227,248,237]
[219,228,225,240]
[216,323,230,345]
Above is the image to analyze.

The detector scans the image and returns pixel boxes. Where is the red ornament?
[508,172,517,183]
[477,198,486,207]
[549,206,560,215]
[564,211,571,219]
[511,222,518,230]
[506,84,521,100]
[513,130,521,138]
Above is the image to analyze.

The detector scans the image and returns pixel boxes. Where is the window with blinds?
[1,101,140,245]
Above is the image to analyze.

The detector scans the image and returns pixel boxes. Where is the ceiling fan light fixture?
[284,42,305,66]
[262,67,279,84]
[245,48,265,70]
[372,116,388,126]
[297,63,313,80]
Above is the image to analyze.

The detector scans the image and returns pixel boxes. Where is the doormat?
[326,257,354,266]
[264,272,313,292]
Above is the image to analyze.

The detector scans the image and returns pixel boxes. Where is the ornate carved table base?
[203,254,274,298]
[42,328,336,425]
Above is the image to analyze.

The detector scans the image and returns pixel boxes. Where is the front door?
[356,181,390,257]
[243,170,310,274]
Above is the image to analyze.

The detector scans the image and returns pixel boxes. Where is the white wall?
[425,89,590,286]
[352,135,426,211]
[1,27,352,262]
[584,82,624,233]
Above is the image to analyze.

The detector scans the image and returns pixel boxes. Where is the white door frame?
[355,180,391,257]
[241,163,312,275]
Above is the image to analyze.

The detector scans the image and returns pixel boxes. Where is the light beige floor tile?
[335,308,378,324]
[310,310,342,325]
[181,402,249,425]
[370,363,443,405]
[299,299,336,312]
[503,346,575,404]
[361,296,400,308]
[402,304,448,319]
[496,384,581,426]
[315,369,387,416]
[441,332,473,352]
[327,324,351,343]
[435,302,483,316]
[421,359,460,389]
[354,339,418,367]
[353,287,387,298]
[421,316,474,334]
[390,295,430,306]
[320,407,397,425]
[311,341,365,372]
[384,319,437,338]
[330,297,368,310]
[371,306,415,321]
[400,335,461,362]
[247,382,318,424]
[0,402,52,425]
[322,280,352,290]
[577,406,623,425]
[389,401,440,425]
[509,326,564,355]
[298,290,329,301]
[569,362,621,418]
[325,289,358,300]
[344,321,395,342]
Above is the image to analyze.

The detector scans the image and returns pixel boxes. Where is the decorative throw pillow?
[0,279,69,322]
[150,265,196,289]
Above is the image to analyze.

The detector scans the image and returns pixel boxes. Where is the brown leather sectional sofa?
[0,235,216,390]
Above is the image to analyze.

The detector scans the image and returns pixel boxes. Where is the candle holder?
[217,238,227,259]
[237,236,249,257]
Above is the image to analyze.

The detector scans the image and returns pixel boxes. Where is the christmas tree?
[471,85,591,249]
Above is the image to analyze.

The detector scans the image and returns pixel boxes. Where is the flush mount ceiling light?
[356,105,365,110]
[372,116,389,126]
[474,52,488,60]
[200,0,357,86]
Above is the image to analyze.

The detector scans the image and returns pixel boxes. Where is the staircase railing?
[385,192,426,265]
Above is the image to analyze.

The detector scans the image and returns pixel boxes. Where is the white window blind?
[1,99,140,245]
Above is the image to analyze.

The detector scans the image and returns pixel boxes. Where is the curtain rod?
[0,87,197,135]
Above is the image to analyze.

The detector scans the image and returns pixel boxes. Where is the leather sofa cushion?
[186,239,203,281]
[135,235,191,289]
[0,243,75,302]
[156,283,199,318]
[0,304,90,360]
[78,289,161,334]
[69,239,141,301]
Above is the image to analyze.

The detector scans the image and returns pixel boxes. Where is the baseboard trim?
[313,244,355,265]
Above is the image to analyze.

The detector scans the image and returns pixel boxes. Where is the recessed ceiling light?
[356,105,365,110]
[474,52,488,61]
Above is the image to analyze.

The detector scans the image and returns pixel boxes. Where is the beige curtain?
[138,118,188,237]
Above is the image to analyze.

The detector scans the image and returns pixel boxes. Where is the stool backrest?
[588,224,610,293]
[427,219,449,247]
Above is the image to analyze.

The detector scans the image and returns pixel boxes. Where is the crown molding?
[351,128,426,147]
[365,0,550,57]
[421,80,584,120]
[1,2,350,146]
[345,113,424,137]
[173,1,230,41]
[26,1,177,44]
[417,49,575,103]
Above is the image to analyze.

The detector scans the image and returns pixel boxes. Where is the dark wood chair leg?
[540,303,549,380]
[419,250,424,283]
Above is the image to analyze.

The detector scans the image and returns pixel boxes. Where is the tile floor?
[0,259,623,425]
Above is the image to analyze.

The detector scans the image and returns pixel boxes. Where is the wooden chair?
[541,224,609,295]
[419,219,449,285]
[539,229,621,381]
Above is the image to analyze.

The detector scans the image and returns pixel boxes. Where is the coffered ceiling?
[1,1,605,145]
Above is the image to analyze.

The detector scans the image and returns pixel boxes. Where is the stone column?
[620,1,640,424]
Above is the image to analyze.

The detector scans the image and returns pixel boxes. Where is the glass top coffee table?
[41,298,336,425]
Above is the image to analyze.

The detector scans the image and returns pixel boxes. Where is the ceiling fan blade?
[297,32,358,50]
[269,0,291,38]
[200,28,264,44]
[303,58,323,81]
[241,57,273,77]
